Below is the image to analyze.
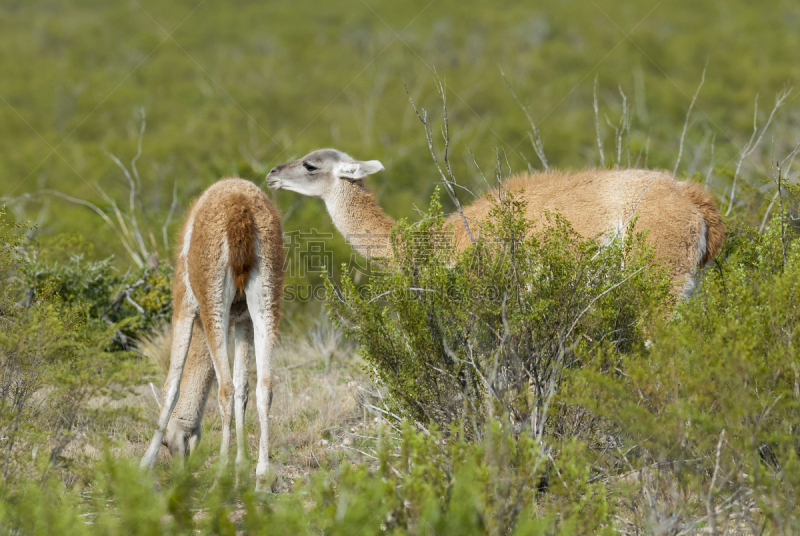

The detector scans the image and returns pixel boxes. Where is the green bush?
[13,236,173,350]
[324,183,800,531]
[327,189,671,439]
[572,213,800,532]
[0,210,145,488]
[3,194,800,533]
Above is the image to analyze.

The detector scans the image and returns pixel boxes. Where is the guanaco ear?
[334,160,384,180]
[334,162,366,179]
[358,160,385,175]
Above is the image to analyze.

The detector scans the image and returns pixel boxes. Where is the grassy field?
[2,0,800,533]
[2,0,798,266]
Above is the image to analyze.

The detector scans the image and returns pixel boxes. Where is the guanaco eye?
[303,161,317,172]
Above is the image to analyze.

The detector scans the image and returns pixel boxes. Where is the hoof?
[254,477,272,493]
[235,456,250,484]
[255,463,273,492]
[256,461,269,478]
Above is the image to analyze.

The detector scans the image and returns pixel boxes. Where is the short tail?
[683,183,726,267]
[226,194,256,293]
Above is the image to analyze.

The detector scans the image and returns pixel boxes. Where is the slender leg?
[162,319,216,458]
[194,269,238,468]
[233,318,253,473]
[204,314,235,467]
[243,267,277,488]
[141,308,196,469]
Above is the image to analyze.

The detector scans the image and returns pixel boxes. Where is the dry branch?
[406,80,476,244]
[673,64,707,176]
[38,109,176,269]
[726,88,792,216]
[501,69,549,171]
[594,76,606,168]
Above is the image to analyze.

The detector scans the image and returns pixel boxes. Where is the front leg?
[162,319,216,458]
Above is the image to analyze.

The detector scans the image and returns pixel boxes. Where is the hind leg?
[244,266,278,487]
[233,317,253,472]
[199,282,237,467]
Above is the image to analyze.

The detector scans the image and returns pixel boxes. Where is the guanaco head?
[162,418,201,459]
[266,149,384,198]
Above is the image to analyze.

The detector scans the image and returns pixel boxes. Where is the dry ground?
[97,315,381,491]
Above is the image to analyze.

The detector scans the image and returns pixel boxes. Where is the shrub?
[327,189,672,439]
[325,180,800,531]
[572,213,800,532]
[0,210,145,487]
[12,238,173,350]
[0,420,614,535]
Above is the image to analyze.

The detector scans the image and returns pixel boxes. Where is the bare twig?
[674,63,707,176]
[406,81,476,244]
[759,190,780,233]
[502,68,549,171]
[566,266,645,339]
[162,181,178,250]
[604,115,620,166]
[467,147,501,203]
[126,295,145,314]
[39,111,170,268]
[101,151,147,256]
[706,429,726,536]
[130,108,158,252]
[726,88,792,216]
[104,268,151,321]
[130,109,145,191]
[594,76,605,168]
[37,189,143,267]
[620,86,632,168]
[705,132,716,185]
[94,183,136,249]
[776,163,788,266]
[760,140,799,233]
[339,445,378,460]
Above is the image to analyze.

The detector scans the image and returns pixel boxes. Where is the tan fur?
[319,168,724,296]
[226,194,257,293]
[325,180,397,258]
[453,169,725,293]
[679,182,726,267]
[142,178,284,480]
[184,179,282,352]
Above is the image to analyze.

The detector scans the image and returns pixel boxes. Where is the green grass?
[1,0,798,274]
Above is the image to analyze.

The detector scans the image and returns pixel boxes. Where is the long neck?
[324,180,397,259]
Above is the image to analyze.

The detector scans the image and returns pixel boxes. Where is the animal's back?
[450,169,724,295]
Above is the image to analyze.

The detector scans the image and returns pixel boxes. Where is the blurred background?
[1,0,798,321]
